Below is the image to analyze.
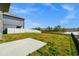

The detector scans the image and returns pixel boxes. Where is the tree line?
[32,25,79,33]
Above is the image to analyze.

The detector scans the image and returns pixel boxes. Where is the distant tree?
[62,28,66,32]
[53,25,62,31]
[32,27,42,30]
[77,27,79,31]
[46,26,52,31]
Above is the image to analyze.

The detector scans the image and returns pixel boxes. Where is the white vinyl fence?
[7,28,41,34]
[63,32,79,35]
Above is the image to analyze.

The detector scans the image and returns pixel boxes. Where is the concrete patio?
[0,38,46,56]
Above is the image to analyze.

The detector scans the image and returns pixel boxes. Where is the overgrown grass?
[0,33,77,56]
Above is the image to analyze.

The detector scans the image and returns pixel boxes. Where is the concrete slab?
[0,38,46,56]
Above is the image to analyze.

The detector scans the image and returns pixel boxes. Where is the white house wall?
[3,15,24,33]
[0,11,3,39]
[3,15,24,27]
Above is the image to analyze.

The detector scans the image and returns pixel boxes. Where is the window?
[16,26,22,28]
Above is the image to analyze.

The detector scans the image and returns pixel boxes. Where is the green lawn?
[0,33,77,56]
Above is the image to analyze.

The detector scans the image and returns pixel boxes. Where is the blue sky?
[9,3,79,29]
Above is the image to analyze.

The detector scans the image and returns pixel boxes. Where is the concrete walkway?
[0,38,46,56]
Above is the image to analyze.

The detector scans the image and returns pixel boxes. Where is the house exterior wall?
[0,11,3,38]
[0,5,2,11]
[3,14,24,34]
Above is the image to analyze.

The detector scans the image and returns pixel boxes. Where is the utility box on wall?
[0,11,3,39]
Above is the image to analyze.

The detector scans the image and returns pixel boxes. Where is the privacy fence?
[71,33,79,55]
[7,28,41,34]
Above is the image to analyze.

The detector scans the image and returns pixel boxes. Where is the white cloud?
[60,4,76,24]
[10,6,41,14]
[10,6,19,10]
[66,12,75,19]
[10,6,27,14]
[25,19,41,29]
[43,3,58,10]
[61,4,75,11]
[60,12,76,24]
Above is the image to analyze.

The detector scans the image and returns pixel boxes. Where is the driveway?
[0,38,46,56]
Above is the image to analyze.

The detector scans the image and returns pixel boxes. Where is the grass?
[0,33,77,56]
